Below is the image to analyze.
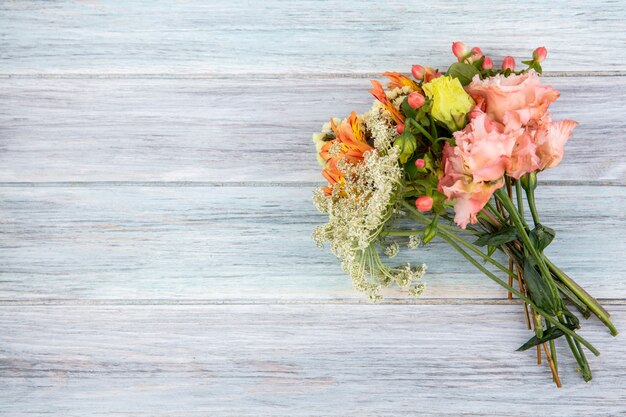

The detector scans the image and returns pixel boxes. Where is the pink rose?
[535,119,578,169]
[438,115,513,229]
[445,179,503,229]
[507,129,541,179]
[465,71,560,129]
[438,142,504,229]
[452,113,516,182]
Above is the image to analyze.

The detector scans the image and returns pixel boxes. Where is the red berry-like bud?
[407,92,425,109]
[469,47,483,62]
[533,46,547,63]
[482,57,494,70]
[502,56,515,71]
[411,65,425,80]
[452,42,468,61]
[415,158,426,168]
[415,196,433,212]
[396,123,405,134]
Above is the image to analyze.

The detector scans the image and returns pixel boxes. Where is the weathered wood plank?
[0,304,624,416]
[1,185,623,301]
[0,76,624,183]
[1,1,625,74]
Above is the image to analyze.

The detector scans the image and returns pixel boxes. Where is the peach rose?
[438,115,512,229]
[452,113,516,182]
[465,71,560,129]
[507,129,541,179]
[535,119,578,170]
[438,141,504,229]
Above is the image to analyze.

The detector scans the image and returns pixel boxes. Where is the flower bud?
[469,47,483,62]
[415,158,426,168]
[411,65,425,80]
[424,69,442,83]
[502,56,515,71]
[407,92,425,109]
[394,132,417,164]
[415,196,433,212]
[520,171,537,192]
[452,42,468,61]
[533,46,547,63]
[482,57,494,70]
[422,215,438,244]
[396,123,404,134]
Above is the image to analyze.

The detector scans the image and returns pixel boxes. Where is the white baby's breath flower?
[384,242,400,258]
[363,104,397,151]
[408,235,422,249]
[313,135,427,300]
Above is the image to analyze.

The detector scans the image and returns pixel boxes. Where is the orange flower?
[319,112,374,194]
[369,80,405,125]
[383,71,420,91]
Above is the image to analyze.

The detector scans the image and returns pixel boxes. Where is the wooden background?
[1,1,625,415]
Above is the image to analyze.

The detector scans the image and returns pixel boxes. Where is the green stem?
[502,186,597,376]
[515,180,525,223]
[439,228,516,279]
[435,229,600,356]
[545,258,618,336]
[567,315,592,381]
[521,182,617,336]
[484,201,506,224]
[494,188,561,305]
[524,183,540,227]
[401,199,600,356]
[406,118,435,143]
[384,230,423,237]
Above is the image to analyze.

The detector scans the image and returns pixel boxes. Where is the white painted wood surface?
[1,0,625,74]
[1,1,625,415]
[0,76,624,183]
[1,305,625,417]
[1,185,624,301]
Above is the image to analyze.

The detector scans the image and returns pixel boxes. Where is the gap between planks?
[1,180,624,188]
[0,71,625,80]
[1,298,625,306]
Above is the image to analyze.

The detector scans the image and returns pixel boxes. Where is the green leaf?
[393,132,417,164]
[529,224,555,252]
[423,216,438,244]
[400,97,418,120]
[446,62,480,86]
[473,225,518,247]
[563,308,580,328]
[516,326,565,351]
[471,56,485,70]
[523,257,559,315]
[487,246,497,257]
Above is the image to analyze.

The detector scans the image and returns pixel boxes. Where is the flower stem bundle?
[312,43,618,385]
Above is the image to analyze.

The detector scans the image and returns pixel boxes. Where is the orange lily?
[319,112,374,195]
[383,71,420,91]
[369,80,405,125]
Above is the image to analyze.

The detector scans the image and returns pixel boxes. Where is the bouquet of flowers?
[312,42,618,385]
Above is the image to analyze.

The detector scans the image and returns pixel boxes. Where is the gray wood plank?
[1,1,625,74]
[0,304,624,416]
[0,76,624,183]
[1,185,624,301]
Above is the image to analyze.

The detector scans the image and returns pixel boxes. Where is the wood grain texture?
[0,304,624,417]
[2,0,626,413]
[1,185,624,301]
[0,76,624,183]
[1,0,625,74]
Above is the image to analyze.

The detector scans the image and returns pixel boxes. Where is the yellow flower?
[422,76,475,132]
